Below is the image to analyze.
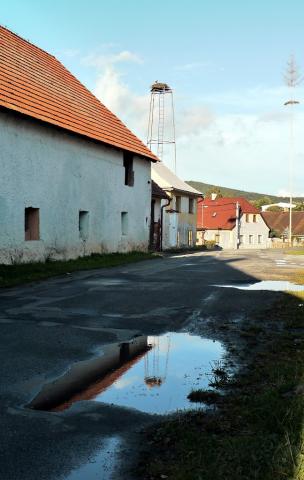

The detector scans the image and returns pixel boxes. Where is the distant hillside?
[187,181,304,203]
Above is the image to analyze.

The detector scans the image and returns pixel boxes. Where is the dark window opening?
[175,196,181,212]
[79,211,89,240]
[123,152,134,186]
[121,212,128,235]
[25,207,40,241]
[189,198,194,214]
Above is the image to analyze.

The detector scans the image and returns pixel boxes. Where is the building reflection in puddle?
[51,333,225,415]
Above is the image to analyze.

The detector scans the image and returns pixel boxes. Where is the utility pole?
[235,201,240,249]
[284,55,301,246]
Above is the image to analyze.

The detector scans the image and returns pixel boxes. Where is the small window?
[239,235,244,245]
[188,230,193,246]
[121,212,128,236]
[215,234,220,243]
[212,212,217,217]
[175,196,181,212]
[188,198,194,214]
[177,231,180,246]
[253,214,257,223]
[79,211,89,240]
[25,207,40,241]
[123,152,134,186]
[245,214,250,222]
[258,235,262,244]
[249,234,254,244]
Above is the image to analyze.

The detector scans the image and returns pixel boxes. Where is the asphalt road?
[0,249,303,480]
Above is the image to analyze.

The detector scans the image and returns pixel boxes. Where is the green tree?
[294,202,304,211]
[204,187,223,199]
[252,196,272,210]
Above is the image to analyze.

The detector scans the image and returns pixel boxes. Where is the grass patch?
[0,251,156,288]
[136,277,304,480]
[286,250,304,255]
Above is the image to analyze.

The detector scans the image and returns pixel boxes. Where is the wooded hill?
[186,181,304,203]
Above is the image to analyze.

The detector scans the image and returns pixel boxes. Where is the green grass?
[0,251,156,288]
[137,273,304,480]
[286,250,304,255]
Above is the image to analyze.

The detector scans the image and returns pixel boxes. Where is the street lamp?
[284,55,301,246]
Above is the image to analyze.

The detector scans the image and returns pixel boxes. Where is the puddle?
[29,333,225,415]
[94,333,224,414]
[64,436,120,480]
[214,280,304,292]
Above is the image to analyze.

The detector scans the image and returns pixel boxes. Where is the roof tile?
[0,26,157,161]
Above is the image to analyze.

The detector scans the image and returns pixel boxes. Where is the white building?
[197,197,270,249]
[0,26,157,264]
[151,162,201,250]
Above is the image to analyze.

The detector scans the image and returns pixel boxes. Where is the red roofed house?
[197,195,270,249]
[0,26,157,264]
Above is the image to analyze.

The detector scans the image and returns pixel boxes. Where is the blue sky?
[2,0,304,195]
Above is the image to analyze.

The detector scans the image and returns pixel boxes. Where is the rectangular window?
[175,196,181,212]
[79,211,89,240]
[215,234,220,244]
[177,231,180,246]
[121,212,128,236]
[239,235,244,245]
[249,234,254,244]
[123,152,134,186]
[245,214,250,223]
[188,230,193,246]
[258,235,262,244]
[25,207,40,241]
[188,198,194,214]
[253,214,257,223]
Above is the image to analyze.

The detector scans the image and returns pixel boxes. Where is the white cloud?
[82,50,304,196]
[83,50,142,69]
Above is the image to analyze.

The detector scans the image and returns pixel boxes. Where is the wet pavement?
[0,249,303,479]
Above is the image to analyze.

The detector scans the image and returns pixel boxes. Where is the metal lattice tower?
[147,81,177,171]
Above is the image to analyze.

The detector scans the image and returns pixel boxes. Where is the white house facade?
[197,197,270,249]
[0,26,156,264]
[151,162,201,250]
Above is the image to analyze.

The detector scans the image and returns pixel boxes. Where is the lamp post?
[284,55,301,246]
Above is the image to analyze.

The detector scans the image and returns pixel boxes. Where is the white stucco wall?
[239,214,269,249]
[200,213,269,249]
[162,193,197,249]
[0,111,151,264]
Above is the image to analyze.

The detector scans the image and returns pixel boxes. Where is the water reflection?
[64,436,120,480]
[94,333,224,415]
[30,333,225,415]
[215,280,304,292]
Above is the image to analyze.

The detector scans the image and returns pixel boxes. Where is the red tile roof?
[262,211,304,236]
[0,26,157,161]
[197,197,260,230]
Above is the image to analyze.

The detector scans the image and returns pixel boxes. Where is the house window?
[245,214,250,222]
[249,234,254,244]
[123,152,134,186]
[188,230,193,246]
[177,231,180,246]
[188,198,194,214]
[258,235,262,244]
[175,196,181,212]
[121,212,128,236]
[25,207,40,241]
[253,214,257,223]
[79,211,89,240]
[215,234,220,244]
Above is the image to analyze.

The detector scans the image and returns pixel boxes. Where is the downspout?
[160,197,172,251]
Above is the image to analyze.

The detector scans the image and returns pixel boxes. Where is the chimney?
[211,193,217,201]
